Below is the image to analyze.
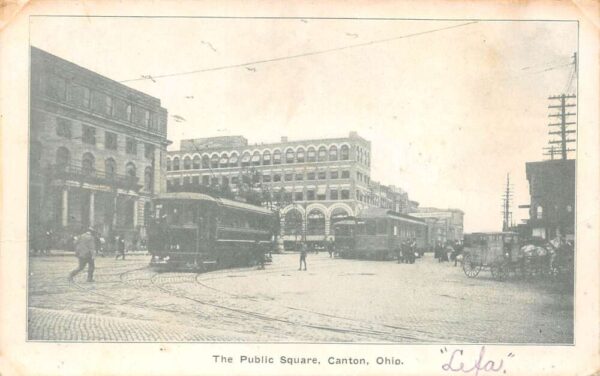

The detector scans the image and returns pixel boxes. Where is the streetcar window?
[366,220,377,235]
[376,219,387,234]
[393,225,398,236]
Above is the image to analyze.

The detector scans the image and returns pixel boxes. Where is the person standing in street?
[298,241,307,271]
[68,227,96,282]
[327,237,335,258]
[254,240,265,270]
[115,235,126,260]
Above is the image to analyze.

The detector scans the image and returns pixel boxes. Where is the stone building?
[409,207,464,248]
[524,159,575,240]
[29,47,169,248]
[166,132,404,245]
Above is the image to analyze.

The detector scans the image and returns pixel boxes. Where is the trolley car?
[332,208,426,260]
[147,192,276,270]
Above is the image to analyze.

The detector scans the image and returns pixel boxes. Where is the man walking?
[298,241,307,271]
[68,227,96,282]
[327,237,335,258]
[115,235,126,260]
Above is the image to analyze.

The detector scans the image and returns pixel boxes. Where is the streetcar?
[147,192,276,270]
[332,208,426,260]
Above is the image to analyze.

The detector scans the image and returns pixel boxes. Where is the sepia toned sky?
[30,17,578,232]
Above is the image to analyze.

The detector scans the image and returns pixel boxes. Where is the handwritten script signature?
[441,346,514,376]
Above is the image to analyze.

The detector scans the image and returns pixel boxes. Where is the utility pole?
[547,94,576,160]
[501,174,513,232]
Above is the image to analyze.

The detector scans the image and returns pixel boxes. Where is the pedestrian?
[115,235,126,260]
[395,245,402,264]
[298,241,307,271]
[327,237,335,258]
[68,227,96,282]
[254,240,265,269]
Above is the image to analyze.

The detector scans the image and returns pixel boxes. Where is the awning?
[241,155,251,163]
[251,155,260,162]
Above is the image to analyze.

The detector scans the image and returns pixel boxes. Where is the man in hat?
[68,227,97,282]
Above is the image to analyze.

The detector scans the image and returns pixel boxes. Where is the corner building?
[166,133,378,245]
[29,47,169,248]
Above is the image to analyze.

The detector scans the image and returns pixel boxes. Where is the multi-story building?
[29,47,169,248]
[166,132,377,245]
[409,207,464,248]
[523,159,575,240]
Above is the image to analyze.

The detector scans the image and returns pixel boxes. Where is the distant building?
[409,208,464,248]
[29,47,169,248]
[523,159,575,240]
[166,133,415,245]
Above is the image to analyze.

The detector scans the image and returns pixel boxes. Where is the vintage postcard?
[1,1,599,375]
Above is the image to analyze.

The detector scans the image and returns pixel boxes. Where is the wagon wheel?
[490,262,509,281]
[462,255,481,278]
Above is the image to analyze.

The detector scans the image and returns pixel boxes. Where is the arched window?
[262,150,271,165]
[536,205,543,219]
[340,145,350,160]
[251,151,261,166]
[329,145,338,161]
[144,166,153,191]
[285,148,295,164]
[210,154,219,169]
[125,162,136,178]
[56,147,70,169]
[307,209,326,235]
[173,157,180,171]
[166,158,172,171]
[192,155,201,169]
[284,209,303,236]
[330,208,349,225]
[82,152,95,175]
[272,150,282,165]
[318,146,327,161]
[296,147,305,163]
[307,147,316,162]
[229,153,239,167]
[105,158,116,178]
[183,156,191,170]
[202,155,210,169]
[241,152,251,167]
[220,153,229,168]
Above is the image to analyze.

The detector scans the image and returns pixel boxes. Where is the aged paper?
[1,1,599,375]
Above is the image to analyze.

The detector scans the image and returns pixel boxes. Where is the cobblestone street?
[28,252,573,343]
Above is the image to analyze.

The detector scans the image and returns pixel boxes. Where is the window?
[285,149,295,163]
[211,155,219,169]
[296,148,305,162]
[294,192,304,201]
[229,154,238,167]
[356,190,362,201]
[307,147,316,162]
[241,152,251,167]
[357,172,363,181]
[126,137,137,155]
[192,156,201,169]
[317,194,326,201]
[222,177,229,186]
[329,145,338,161]
[113,99,132,122]
[273,150,282,165]
[307,172,315,180]
[231,176,239,185]
[340,145,350,160]
[68,84,90,108]
[251,152,261,166]
[295,173,304,181]
[284,173,293,182]
[82,153,95,174]
[82,125,96,145]
[330,171,339,179]
[318,171,327,180]
[306,190,315,200]
[132,106,151,127]
[46,75,67,101]
[192,176,200,185]
[211,177,219,186]
[56,118,72,138]
[202,155,210,169]
[183,156,191,170]
[173,157,180,171]
[144,167,153,191]
[341,189,350,199]
[166,159,172,171]
[105,132,118,150]
[91,92,113,116]
[377,219,387,234]
[330,189,338,200]
[183,176,191,185]
[202,175,210,185]
[105,158,116,177]
[273,174,281,182]
[56,147,70,168]
[307,210,326,235]
[366,220,377,235]
[341,170,350,179]
[125,162,136,178]
[263,174,272,183]
[318,146,327,161]
[262,151,271,165]
[536,206,543,219]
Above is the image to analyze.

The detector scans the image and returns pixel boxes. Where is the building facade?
[29,47,169,248]
[409,207,464,248]
[524,159,575,240]
[166,132,407,244]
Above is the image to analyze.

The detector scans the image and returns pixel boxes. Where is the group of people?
[434,240,464,266]
[396,238,418,264]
